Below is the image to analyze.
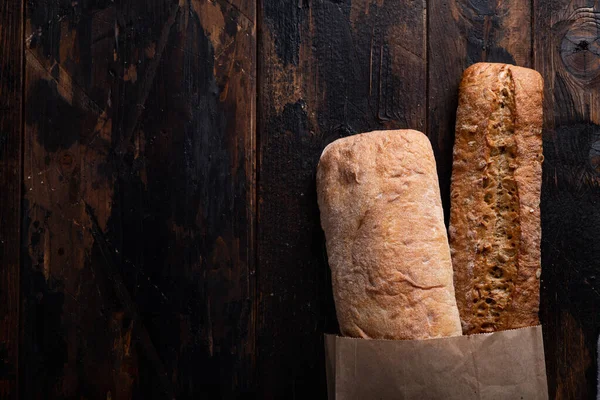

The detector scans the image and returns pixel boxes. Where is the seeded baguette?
[449,63,543,334]
[317,130,462,340]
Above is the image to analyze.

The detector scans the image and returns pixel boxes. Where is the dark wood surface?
[1,0,599,398]
[21,0,255,399]
[0,0,23,398]
[535,1,600,398]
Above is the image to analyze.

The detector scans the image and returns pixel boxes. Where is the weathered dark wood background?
[0,0,598,398]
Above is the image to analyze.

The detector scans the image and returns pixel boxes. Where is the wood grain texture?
[0,0,23,398]
[257,0,426,397]
[534,1,600,398]
[22,0,255,398]
[428,0,532,219]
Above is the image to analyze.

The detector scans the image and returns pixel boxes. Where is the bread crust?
[450,63,543,334]
[317,130,462,340]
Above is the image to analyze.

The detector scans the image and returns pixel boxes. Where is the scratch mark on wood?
[25,50,104,116]
[84,202,175,400]
[116,2,181,160]
[217,0,254,25]
[369,28,374,97]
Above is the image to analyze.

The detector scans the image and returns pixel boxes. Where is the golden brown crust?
[317,130,462,340]
[449,63,543,334]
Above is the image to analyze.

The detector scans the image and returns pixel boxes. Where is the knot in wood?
[560,12,600,80]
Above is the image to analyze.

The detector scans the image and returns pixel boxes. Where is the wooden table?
[0,0,598,398]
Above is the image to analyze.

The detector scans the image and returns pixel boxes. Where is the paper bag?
[325,325,548,399]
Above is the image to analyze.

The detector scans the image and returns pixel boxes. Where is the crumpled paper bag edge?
[324,325,548,400]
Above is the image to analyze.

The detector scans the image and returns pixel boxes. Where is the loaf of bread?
[317,130,462,340]
[449,63,543,334]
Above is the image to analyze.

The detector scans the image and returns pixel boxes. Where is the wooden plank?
[0,0,23,398]
[427,0,532,219]
[115,0,257,396]
[534,1,600,398]
[22,0,255,398]
[257,0,426,397]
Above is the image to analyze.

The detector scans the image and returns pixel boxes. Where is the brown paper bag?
[325,325,548,399]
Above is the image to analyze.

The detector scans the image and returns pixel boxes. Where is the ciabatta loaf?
[317,130,462,340]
